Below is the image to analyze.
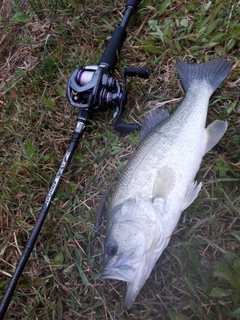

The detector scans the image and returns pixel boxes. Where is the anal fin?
[205,120,228,154]
[182,181,202,212]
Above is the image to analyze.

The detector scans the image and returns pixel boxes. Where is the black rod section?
[0,110,89,319]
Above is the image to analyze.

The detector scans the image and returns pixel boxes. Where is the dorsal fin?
[95,182,116,229]
[141,108,169,141]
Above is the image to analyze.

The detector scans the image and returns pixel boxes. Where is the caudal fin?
[176,58,232,92]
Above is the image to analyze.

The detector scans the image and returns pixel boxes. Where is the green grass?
[0,0,240,319]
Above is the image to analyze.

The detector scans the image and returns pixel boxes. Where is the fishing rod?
[0,0,148,318]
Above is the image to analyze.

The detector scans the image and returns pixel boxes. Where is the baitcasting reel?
[67,64,149,133]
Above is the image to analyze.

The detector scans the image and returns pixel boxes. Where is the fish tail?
[176,58,232,92]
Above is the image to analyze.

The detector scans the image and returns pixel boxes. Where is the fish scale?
[111,84,211,203]
[101,58,232,310]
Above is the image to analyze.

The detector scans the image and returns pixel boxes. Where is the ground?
[0,0,240,319]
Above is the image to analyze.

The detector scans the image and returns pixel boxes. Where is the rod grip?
[126,0,142,11]
[99,27,127,71]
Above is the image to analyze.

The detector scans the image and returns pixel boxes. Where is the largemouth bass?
[101,58,232,309]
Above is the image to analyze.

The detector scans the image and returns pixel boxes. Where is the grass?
[0,0,240,319]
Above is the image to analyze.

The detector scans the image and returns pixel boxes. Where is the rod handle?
[126,0,142,11]
[99,27,127,71]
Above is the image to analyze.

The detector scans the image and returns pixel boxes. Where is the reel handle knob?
[115,122,140,134]
[124,67,149,79]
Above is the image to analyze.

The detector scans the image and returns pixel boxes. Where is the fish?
[100,58,232,310]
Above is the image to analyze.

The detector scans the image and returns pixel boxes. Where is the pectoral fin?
[152,166,175,199]
[205,120,228,154]
[182,181,202,212]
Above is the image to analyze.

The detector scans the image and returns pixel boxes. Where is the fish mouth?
[101,264,144,310]
[101,249,140,282]
[101,265,135,282]
[101,251,152,310]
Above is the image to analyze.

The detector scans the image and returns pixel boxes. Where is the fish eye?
[105,240,118,256]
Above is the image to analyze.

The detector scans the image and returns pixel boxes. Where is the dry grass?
[0,0,240,319]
